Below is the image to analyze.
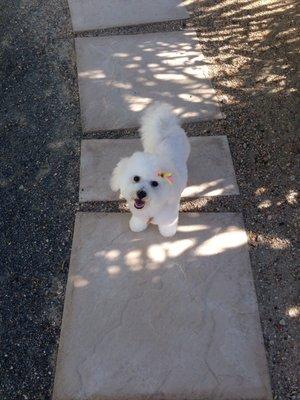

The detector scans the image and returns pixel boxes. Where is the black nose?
[137,190,147,199]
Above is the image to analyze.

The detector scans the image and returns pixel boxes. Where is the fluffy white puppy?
[110,102,190,237]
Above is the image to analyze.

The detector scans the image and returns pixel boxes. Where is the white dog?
[110,102,190,237]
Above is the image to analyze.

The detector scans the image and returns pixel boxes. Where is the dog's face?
[110,152,175,212]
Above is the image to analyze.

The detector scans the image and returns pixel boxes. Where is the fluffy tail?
[140,102,179,153]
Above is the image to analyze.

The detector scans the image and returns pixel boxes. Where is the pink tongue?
[134,199,144,208]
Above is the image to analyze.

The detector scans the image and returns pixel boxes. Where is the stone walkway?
[79,137,239,202]
[53,213,271,399]
[53,2,272,399]
[68,0,189,32]
[76,31,222,131]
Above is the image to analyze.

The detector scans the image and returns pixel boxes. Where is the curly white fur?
[110,102,190,237]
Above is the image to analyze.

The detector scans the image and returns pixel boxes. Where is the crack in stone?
[176,263,187,280]
[204,357,220,389]
[76,363,88,398]
[146,369,173,400]
[188,263,224,339]
[148,318,160,338]
[98,295,141,345]
[94,292,144,354]
[203,313,220,394]
[108,230,128,246]
[77,292,144,391]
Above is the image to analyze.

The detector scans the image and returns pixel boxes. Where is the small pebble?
[279,319,286,326]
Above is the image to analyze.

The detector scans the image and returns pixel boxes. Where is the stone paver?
[52,212,272,400]
[79,136,239,202]
[75,31,223,131]
[68,0,189,32]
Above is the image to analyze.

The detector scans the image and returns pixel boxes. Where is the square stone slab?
[79,136,239,202]
[68,0,189,32]
[52,213,272,400]
[75,31,223,131]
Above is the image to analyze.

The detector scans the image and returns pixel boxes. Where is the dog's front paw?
[159,223,177,237]
[130,216,147,233]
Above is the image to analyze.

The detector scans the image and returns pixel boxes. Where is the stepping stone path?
[68,0,189,32]
[80,137,239,202]
[53,2,273,399]
[53,213,272,400]
[76,32,222,131]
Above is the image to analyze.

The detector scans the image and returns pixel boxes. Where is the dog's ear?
[110,157,130,192]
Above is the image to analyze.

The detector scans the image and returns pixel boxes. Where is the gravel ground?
[0,1,81,399]
[0,0,298,399]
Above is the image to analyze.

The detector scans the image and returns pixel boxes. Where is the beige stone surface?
[75,31,223,132]
[79,136,239,202]
[52,213,272,400]
[67,0,189,32]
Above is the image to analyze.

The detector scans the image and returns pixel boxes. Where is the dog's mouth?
[134,199,145,209]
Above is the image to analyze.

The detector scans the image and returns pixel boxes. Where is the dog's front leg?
[158,217,178,237]
[129,215,148,232]
[155,202,179,237]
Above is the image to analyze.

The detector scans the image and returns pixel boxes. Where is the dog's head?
[110,152,176,212]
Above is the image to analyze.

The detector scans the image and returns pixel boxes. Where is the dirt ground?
[184,1,299,399]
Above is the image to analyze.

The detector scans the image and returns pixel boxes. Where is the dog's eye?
[133,176,140,182]
[151,181,159,187]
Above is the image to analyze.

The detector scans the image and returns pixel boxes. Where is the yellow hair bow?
[157,171,173,184]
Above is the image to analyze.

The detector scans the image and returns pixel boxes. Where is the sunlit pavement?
[79,137,238,202]
[53,213,272,399]
[75,31,222,131]
[52,1,272,399]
